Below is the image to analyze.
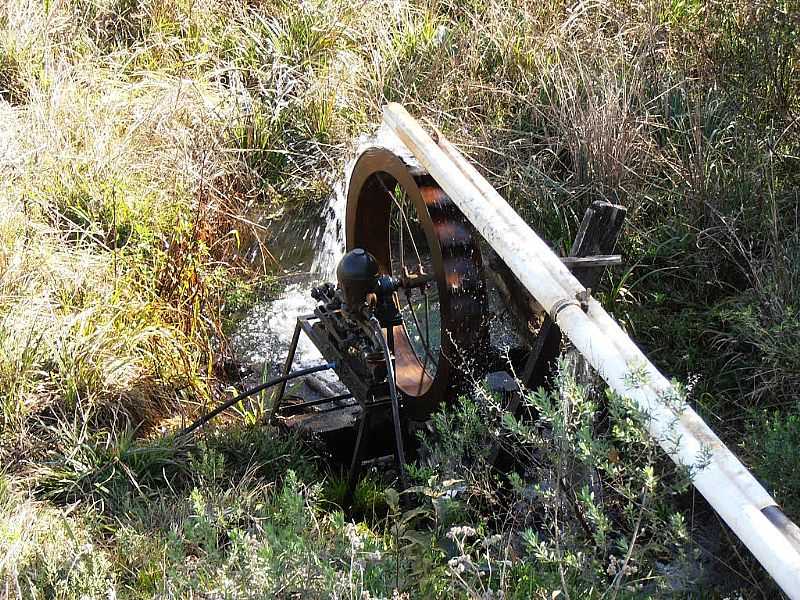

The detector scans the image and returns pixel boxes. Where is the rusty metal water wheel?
[346,147,489,420]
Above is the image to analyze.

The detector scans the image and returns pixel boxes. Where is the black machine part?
[336,248,407,330]
[336,248,380,311]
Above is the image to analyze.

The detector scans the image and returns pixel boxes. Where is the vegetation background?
[0,0,797,597]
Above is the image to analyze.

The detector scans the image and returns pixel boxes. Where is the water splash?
[229,189,340,371]
[309,179,346,279]
[229,281,321,369]
[230,125,408,374]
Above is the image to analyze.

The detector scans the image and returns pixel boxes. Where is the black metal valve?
[335,248,404,330]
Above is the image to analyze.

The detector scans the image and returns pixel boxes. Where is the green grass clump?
[748,408,800,519]
[0,484,116,598]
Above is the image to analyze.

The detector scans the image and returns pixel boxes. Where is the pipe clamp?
[551,289,592,321]
[550,298,581,321]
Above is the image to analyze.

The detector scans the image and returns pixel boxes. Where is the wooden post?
[522,201,627,389]
[487,201,626,466]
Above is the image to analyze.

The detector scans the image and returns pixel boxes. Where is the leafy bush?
[747,408,800,519]
[407,358,710,598]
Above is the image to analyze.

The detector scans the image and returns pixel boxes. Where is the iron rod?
[269,319,303,423]
[180,362,335,437]
[282,393,354,412]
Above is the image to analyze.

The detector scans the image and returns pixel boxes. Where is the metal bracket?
[576,288,592,312]
[551,289,592,322]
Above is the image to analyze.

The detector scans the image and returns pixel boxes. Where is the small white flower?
[345,523,364,551]
[447,555,473,574]
[447,525,477,540]
[606,554,618,576]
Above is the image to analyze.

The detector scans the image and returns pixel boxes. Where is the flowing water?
[229,126,410,378]
[229,183,346,375]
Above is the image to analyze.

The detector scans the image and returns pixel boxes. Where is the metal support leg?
[388,390,408,490]
[370,319,408,490]
[346,411,371,504]
[268,319,302,425]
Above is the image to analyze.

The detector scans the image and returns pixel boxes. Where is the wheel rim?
[346,146,488,419]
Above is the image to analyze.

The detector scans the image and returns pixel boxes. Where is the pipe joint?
[551,289,592,321]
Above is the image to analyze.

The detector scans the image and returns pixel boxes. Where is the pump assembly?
[266,145,624,498]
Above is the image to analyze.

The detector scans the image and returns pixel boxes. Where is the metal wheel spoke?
[380,178,425,272]
[397,187,405,274]
[378,176,441,375]
[404,289,437,367]
[400,206,424,271]
[423,288,430,352]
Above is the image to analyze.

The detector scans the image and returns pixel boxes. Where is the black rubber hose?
[179,362,335,437]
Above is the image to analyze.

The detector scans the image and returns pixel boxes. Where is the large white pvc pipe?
[383,103,800,597]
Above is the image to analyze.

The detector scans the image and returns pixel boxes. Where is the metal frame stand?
[268,314,408,505]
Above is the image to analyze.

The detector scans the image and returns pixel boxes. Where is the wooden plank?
[559,254,621,268]
[568,201,626,289]
[281,405,360,434]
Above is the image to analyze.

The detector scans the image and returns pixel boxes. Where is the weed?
[747,407,800,518]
